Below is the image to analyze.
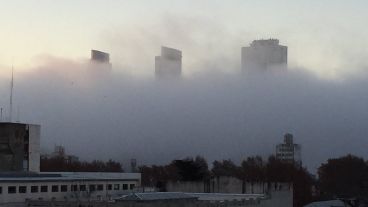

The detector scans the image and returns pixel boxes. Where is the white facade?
[28,125,40,173]
[0,172,141,204]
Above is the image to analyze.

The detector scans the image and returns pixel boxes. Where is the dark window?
[0,186,2,194]
[41,186,48,193]
[97,185,103,191]
[31,186,38,193]
[8,186,16,194]
[89,185,96,192]
[19,186,27,193]
[129,184,135,190]
[61,185,67,192]
[107,184,112,190]
[113,184,119,190]
[71,185,78,192]
[79,185,86,191]
[51,185,59,192]
[122,184,128,190]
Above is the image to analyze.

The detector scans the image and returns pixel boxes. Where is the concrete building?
[155,46,182,78]
[241,39,287,72]
[276,133,301,166]
[0,122,141,205]
[91,50,110,64]
[0,123,40,173]
[0,172,140,204]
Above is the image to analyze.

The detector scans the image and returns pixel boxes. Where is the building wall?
[166,176,292,195]
[0,179,139,204]
[28,125,40,173]
[155,47,182,78]
[0,123,40,172]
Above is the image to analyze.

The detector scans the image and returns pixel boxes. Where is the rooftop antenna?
[9,65,14,122]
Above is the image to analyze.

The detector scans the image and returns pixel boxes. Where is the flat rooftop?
[0,172,141,182]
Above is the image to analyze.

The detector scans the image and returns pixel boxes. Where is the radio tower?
[9,66,14,122]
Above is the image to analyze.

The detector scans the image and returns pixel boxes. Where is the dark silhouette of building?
[91,50,110,63]
[276,133,301,167]
[0,122,40,173]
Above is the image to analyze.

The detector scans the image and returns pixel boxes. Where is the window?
[79,185,86,191]
[51,185,59,192]
[41,186,48,193]
[97,185,103,191]
[122,184,128,190]
[19,186,27,193]
[8,186,16,194]
[31,186,38,193]
[107,184,112,191]
[71,185,78,192]
[113,184,119,190]
[129,184,135,190]
[89,185,96,192]
[0,186,2,194]
[61,185,67,192]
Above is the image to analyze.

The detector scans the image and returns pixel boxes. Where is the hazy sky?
[1,0,368,78]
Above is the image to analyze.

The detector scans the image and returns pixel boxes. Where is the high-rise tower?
[241,39,287,72]
[155,46,182,78]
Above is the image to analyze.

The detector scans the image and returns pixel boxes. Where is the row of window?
[0,183,135,194]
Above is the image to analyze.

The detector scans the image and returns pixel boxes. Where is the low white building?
[0,172,141,204]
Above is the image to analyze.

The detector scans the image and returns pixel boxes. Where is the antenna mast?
[9,66,14,122]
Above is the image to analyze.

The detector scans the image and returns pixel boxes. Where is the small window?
[107,184,112,191]
[89,185,96,192]
[97,185,103,191]
[8,186,16,194]
[41,186,48,193]
[61,185,67,192]
[31,186,39,193]
[19,186,27,193]
[0,186,2,194]
[79,185,86,191]
[122,184,128,190]
[71,185,78,192]
[129,184,135,190]
[113,184,119,190]
[51,185,59,192]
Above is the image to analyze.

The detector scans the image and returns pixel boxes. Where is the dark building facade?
[0,123,40,172]
[91,50,110,63]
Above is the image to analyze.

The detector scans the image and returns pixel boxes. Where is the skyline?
[1,1,368,79]
[1,1,368,172]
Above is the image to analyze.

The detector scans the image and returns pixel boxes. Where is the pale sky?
[1,0,368,78]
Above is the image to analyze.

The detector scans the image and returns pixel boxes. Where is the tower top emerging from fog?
[91,50,110,64]
[155,46,182,78]
[242,39,287,72]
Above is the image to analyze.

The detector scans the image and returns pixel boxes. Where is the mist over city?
[1,1,368,206]
[0,53,367,172]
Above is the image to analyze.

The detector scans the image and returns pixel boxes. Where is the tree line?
[40,156,124,172]
[139,154,368,207]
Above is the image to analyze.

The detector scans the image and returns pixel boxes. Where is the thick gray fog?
[1,58,368,172]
